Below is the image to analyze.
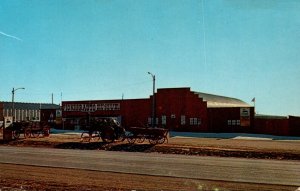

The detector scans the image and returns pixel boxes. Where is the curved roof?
[194,92,250,108]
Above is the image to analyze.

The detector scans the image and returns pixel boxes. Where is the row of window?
[227,120,241,126]
[148,115,202,126]
[3,109,40,121]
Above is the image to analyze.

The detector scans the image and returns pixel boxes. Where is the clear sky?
[1,0,299,116]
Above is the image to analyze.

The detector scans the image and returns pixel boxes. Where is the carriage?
[80,118,168,145]
[125,127,169,145]
[80,118,126,143]
[7,121,50,139]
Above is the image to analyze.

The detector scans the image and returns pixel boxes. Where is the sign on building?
[4,116,13,128]
[240,108,250,127]
[64,103,120,112]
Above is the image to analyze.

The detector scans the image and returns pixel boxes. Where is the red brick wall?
[120,99,150,127]
[155,88,208,132]
[254,118,289,136]
[208,107,254,133]
[289,116,300,136]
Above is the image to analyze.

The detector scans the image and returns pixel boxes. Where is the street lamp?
[148,72,156,128]
[12,87,25,122]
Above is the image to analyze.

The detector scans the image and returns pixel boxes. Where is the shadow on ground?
[54,142,155,152]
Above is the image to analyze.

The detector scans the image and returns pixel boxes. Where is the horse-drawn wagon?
[7,121,50,139]
[80,118,125,143]
[125,127,168,144]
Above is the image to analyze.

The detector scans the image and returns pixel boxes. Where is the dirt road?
[1,131,300,190]
[0,163,297,191]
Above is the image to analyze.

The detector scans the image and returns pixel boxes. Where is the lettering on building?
[63,103,120,112]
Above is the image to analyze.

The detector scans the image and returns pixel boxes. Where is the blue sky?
[1,0,299,116]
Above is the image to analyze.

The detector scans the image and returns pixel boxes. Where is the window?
[161,115,166,125]
[232,120,236,125]
[228,120,232,125]
[190,118,200,125]
[190,118,193,125]
[228,120,240,126]
[198,118,201,125]
[148,117,159,125]
[181,115,185,125]
[193,118,197,125]
[148,117,152,125]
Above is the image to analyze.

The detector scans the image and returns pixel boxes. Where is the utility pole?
[148,72,156,128]
[12,87,25,122]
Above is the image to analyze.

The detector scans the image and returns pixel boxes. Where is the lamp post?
[12,87,25,122]
[148,72,156,128]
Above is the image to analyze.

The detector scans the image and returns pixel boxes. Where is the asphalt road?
[0,146,299,187]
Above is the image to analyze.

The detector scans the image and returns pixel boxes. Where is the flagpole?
[254,100,255,114]
[251,97,256,114]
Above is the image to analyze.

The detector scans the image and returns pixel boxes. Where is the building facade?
[0,102,60,125]
[62,87,254,132]
[254,115,300,136]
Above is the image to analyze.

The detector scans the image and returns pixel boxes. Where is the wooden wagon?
[7,121,50,139]
[23,121,50,138]
[125,127,169,144]
[80,118,126,143]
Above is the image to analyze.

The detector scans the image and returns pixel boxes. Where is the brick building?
[62,87,254,132]
[254,115,300,136]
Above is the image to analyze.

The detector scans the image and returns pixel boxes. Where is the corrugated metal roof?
[1,102,60,110]
[255,114,288,119]
[194,92,251,108]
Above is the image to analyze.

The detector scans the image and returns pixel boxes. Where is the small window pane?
[228,120,231,125]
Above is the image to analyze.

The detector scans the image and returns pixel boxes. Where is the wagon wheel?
[127,136,136,144]
[157,136,166,144]
[118,132,126,142]
[101,127,115,143]
[31,130,40,138]
[148,137,159,145]
[136,136,145,143]
[40,128,47,138]
[42,127,50,137]
[24,129,31,138]
[116,128,127,142]
[81,132,91,142]
[91,131,101,142]
[12,130,21,139]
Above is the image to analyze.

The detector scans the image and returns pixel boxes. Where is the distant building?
[0,102,60,123]
[254,114,300,136]
[61,87,255,133]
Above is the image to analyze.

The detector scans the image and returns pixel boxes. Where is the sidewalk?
[170,131,300,141]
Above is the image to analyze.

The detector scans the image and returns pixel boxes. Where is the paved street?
[0,146,299,187]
